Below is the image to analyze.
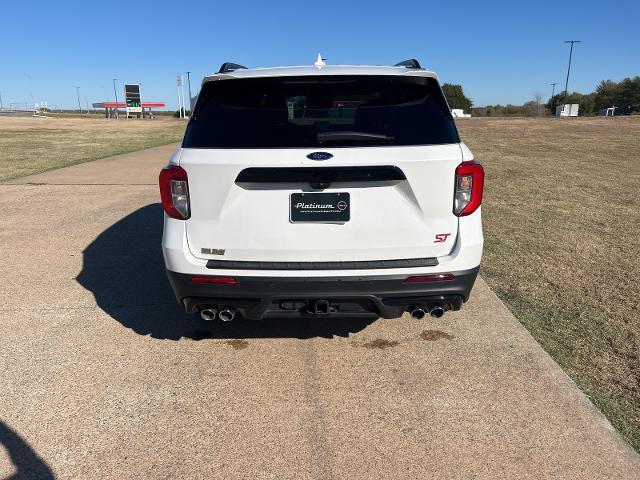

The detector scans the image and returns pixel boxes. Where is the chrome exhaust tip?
[429,306,445,318]
[410,306,426,320]
[218,308,236,322]
[200,308,218,321]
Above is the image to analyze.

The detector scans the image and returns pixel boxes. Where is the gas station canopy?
[92,102,165,108]
[92,101,166,118]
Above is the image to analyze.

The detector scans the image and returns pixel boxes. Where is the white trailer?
[556,104,579,117]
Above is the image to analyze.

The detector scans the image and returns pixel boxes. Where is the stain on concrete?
[420,330,455,341]
[225,339,249,350]
[360,339,399,349]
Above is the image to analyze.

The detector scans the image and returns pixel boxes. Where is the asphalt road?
[1,145,639,479]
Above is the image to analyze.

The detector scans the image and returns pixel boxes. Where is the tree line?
[546,76,639,115]
[442,77,640,116]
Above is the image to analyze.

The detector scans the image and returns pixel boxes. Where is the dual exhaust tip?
[200,307,236,322]
[202,305,443,321]
[410,305,445,320]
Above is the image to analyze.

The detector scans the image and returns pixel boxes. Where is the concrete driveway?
[1,145,639,479]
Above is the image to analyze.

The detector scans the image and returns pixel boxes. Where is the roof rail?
[217,62,248,74]
[394,59,422,69]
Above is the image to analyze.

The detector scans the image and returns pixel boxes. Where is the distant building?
[451,108,471,118]
[556,104,579,117]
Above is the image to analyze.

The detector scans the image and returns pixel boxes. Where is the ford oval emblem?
[307,151,333,161]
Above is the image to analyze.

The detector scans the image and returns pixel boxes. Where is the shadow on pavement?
[0,421,54,480]
[76,204,376,340]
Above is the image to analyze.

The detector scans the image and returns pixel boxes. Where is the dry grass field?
[0,115,185,181]
[458,116,640,450]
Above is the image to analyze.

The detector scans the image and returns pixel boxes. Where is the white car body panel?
[179,144,463,263]
[162,164,483,279]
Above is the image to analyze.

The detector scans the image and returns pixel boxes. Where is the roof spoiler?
[394,59,422,69]
[217,62,248,74]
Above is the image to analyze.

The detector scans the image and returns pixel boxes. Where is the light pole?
[549,82,557,100]
[186,71,193,112]
[181,75,186,117]
[563,40,581,99]
[112,78,119,118]
[76,86,82,114]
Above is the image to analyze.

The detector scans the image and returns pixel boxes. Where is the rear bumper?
[162,208,484,279]
[166,267,479,319]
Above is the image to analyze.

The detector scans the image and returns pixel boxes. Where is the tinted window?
[183,75,459,148]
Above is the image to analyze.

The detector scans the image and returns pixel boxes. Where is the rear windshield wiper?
[316,131,395,143]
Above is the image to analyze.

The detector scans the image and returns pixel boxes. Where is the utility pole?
[563,40,581,99]
[176,75,183,119]
[0,91,3,110]
[186,71,193,112]
[112,78,119,118]
[76,86,82,114]
[549,82,557,100]
[180,75,186,117]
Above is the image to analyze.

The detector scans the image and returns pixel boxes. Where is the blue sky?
[1,0,638,110]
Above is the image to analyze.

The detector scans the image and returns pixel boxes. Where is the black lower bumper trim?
[166,267,479,320]
[205,257,438,270]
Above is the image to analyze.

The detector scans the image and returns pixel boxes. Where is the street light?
[563,40,581,99]
[112,78,119,118]
[549,82,557,100]
[76,86,82,114]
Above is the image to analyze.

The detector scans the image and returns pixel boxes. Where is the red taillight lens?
[191,276,238,284]
[159,165,190,219]
[404,273,456,283]
[454,160,484,216]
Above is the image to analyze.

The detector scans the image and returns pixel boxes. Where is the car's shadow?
[0,421,54,480]
[76,204,376,340]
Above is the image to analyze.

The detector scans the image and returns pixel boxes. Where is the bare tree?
[533,92,543,116]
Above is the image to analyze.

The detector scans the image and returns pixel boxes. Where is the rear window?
[183,75,459,148]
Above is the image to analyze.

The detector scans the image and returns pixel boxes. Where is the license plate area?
[290,192,350,223]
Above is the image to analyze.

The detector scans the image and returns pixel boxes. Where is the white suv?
[160,59,484,322]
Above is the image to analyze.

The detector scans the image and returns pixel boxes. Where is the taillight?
[454,160,484,216]
[159,165,190,219]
